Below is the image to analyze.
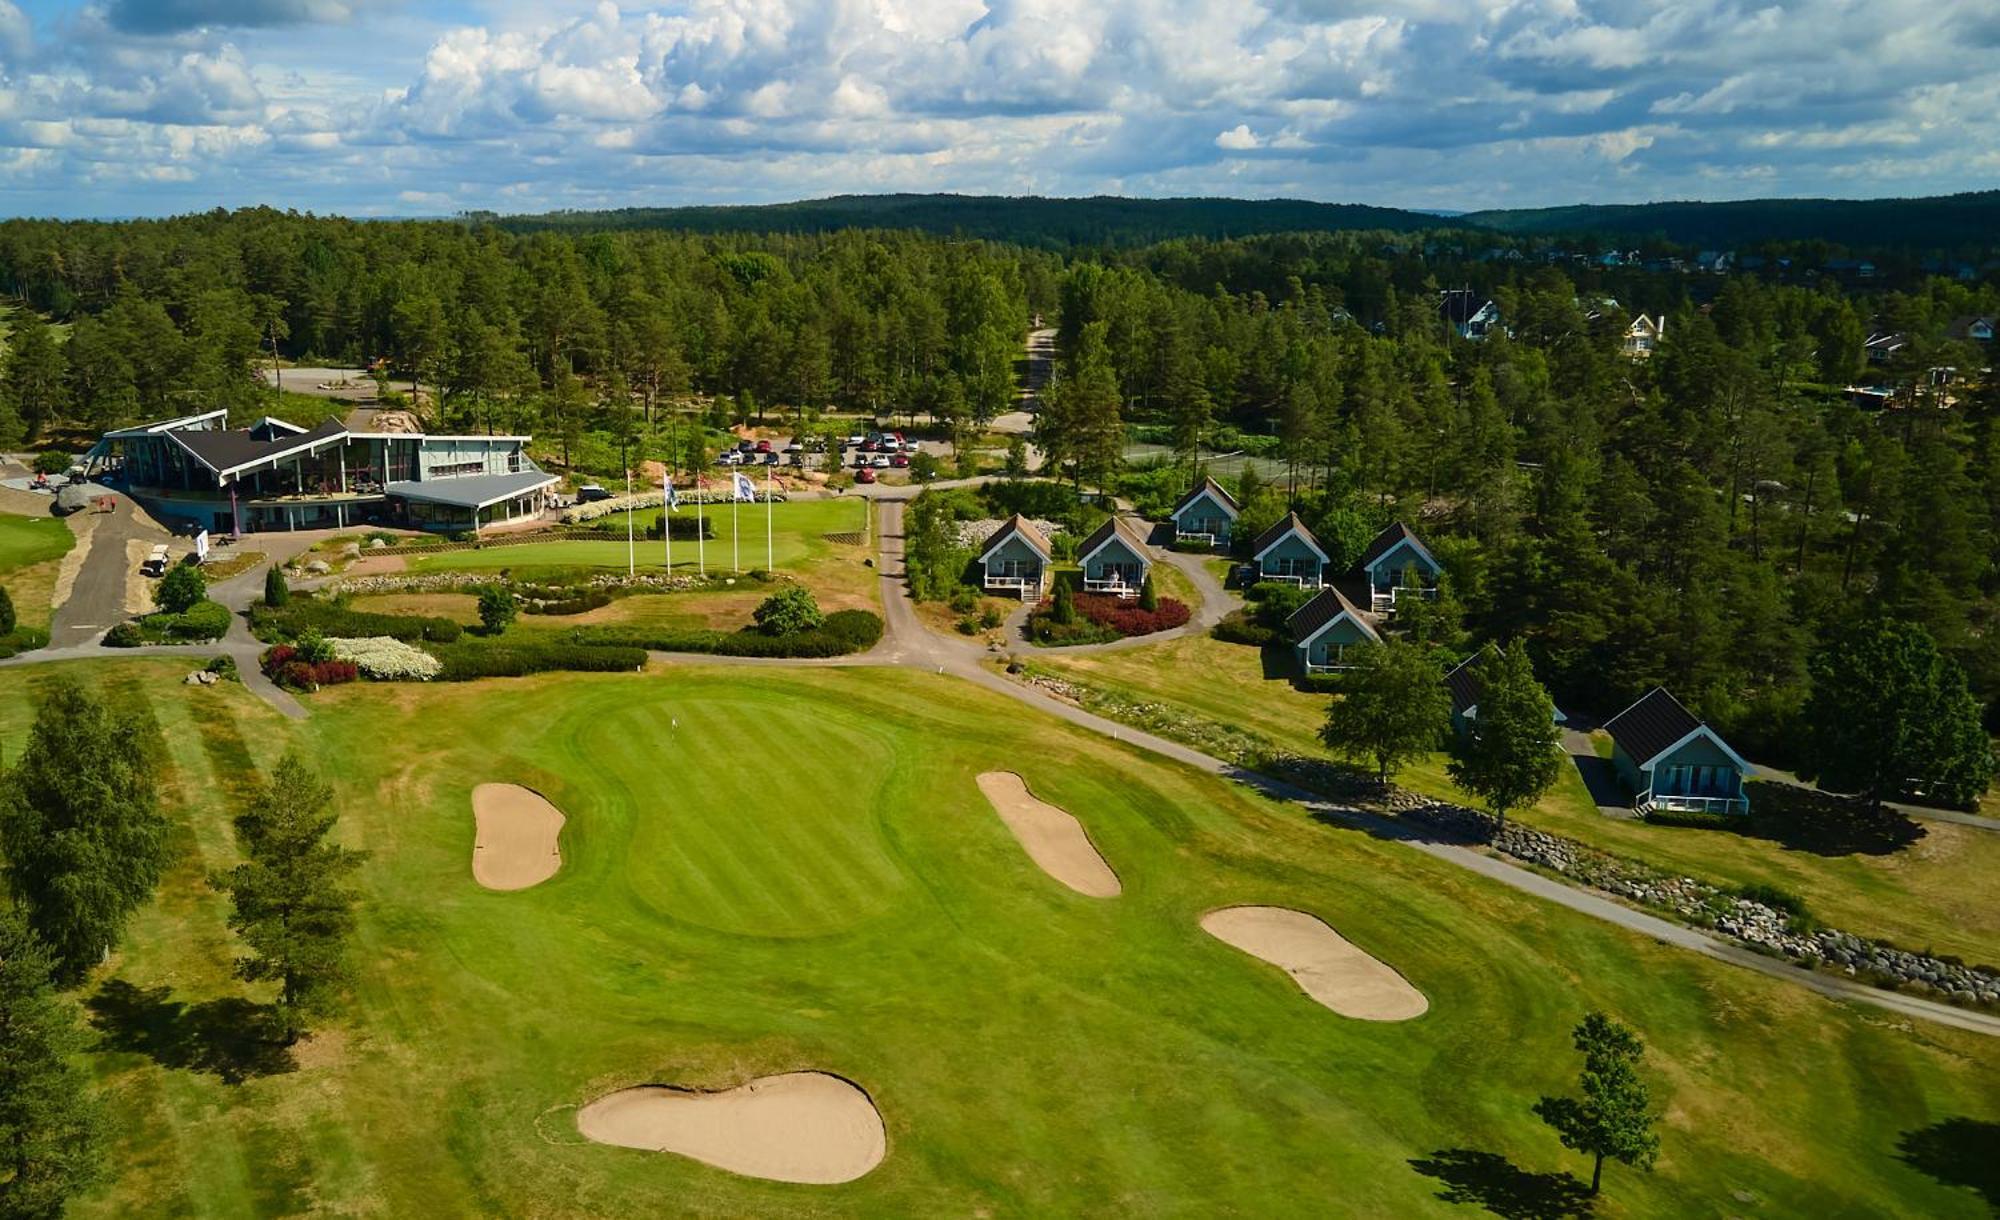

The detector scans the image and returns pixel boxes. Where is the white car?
[718,451,743,466]
[846,434,867,447]
[870,454,891,469]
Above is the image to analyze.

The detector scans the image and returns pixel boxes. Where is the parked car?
[788,450,807,467]
[846,434,867,447]
[736,439,757,453]
[856,467,877,484]
[718,451,743,466]
[762,451,781,464]
[755,439,773,453]
[853,452,871,467]
[576,484,613,503]
[870,454,891,469]
[890,453,910,468]
[879,437,901,452]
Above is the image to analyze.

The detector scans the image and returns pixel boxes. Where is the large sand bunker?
[470,783,565,891]
[576,1072,886,1184]
[1201,906,1428,1021]
[975,772,1121,898]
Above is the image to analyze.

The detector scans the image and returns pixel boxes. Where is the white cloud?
[0,0,1993,216]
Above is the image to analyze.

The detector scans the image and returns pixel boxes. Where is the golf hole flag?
[733,472,756,502]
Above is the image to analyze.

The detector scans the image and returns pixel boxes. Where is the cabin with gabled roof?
[1251,512,1329,588]
[1443,647,1567,738]
[1288,586,1380,674]
[1170,478,1239,547]
[1354,521,1441,614]
[978,514,1052,600]
[1604,687,1753,816]
[1076,516,1153,598]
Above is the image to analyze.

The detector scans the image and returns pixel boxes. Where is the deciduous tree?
[0,912,104,1217]
[1320,639,1451,782]
[1534,1012,1660,1196]
[1446,645,1562,825]
[1801,618,1994,808]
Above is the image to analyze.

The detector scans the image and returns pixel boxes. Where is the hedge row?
[423,640,648,681]
[568,608,884,658]
[0,626,51,658]
[523,590,613,616]
[251,598,463,643]
[1641,807,1746,831]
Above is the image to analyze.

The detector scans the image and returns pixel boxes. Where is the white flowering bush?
[331,635,442,681]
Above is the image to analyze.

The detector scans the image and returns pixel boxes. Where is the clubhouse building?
[84,410,557,535]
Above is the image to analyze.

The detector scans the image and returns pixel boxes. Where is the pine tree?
[1801,618,1995,808]
[263,565,290,609]
[1320,639,1451,782]
[1446,645,1562,826]
[1138,571,1159,612]
[0,912,104,1217]
[216,753,365,1045]
[476,586,517,635]
[0,584,15,636]
[1052,579,1076,625]
[2,309,68,443]
[1534,1012,1660,1196]
[0,678,169,983]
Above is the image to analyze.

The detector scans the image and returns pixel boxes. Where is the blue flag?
[733,472,756,502]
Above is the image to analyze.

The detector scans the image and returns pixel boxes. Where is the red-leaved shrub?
[1076,594,1191,637]
[272,655,358,690]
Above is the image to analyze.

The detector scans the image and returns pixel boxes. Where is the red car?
[755,439,773,452]
[856,467,877,484]
[890,452,910,468]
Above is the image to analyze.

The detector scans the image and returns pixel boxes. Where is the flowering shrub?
[330,635,442,681]
[1076,594,1191,637]
[260,644,359,689]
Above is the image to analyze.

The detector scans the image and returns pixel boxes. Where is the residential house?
[978,515,1052,599]
[1864,331,1908,365]
[1169,477,1240,547]
[1443,647,1568,739]
[1604,687,1754,816]
[84,409,555,535]
[1076,516,1153,598]
[1288,587,1381,674]
[1439,289,1502,340]
[1251,512,1330,587]
[1694,250,1734,274]
[1354,521,1441,614]
[1945,315,1996,344]
[1622,314,1666,359]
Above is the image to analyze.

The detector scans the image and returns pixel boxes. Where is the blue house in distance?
[1251,512,1330,587]
[1288,586,1380,674]
[1355,521,1442,614]
[1076,516,1153,598]
[1170,478,1239,547]
[979,515,1052,600]
[1604,687,1753,816]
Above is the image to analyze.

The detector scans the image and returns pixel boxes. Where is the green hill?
[484,193,1445,246]
[1465,191,2000,251]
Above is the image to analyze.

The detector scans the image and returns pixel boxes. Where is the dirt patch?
[1201,906,1427,1021]
[470,783,565,891]
[577,1072,885,1184]
[341,555,408,577]
[974,772,1121,898]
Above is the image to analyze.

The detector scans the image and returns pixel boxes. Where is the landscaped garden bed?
[1026,581,1190,646]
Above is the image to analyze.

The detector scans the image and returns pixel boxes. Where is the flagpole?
[731,482,740,572]
[765,462,774,571]
[697,476,706,578]
[624,454,634,578]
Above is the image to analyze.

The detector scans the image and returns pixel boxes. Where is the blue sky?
[1,0,1995,219]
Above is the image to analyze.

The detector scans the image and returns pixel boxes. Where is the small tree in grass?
[1320,639,1451,783]
[753,585,824,636]
[215,753,364,1045]
[476,585,516,635]
[0,584,14,636]
[154,563,206,615]
[1534,1012,1660,1196]
[0,678,169,984]
[1138,571,1159,611]
[1004,436,1029,480]
[0,911,104,1217]
[263,565,289,608]
[1446,645,1561,827]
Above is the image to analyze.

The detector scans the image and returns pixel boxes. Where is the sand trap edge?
[1200,904,1429,1022]
[974,771,1122,898]
[575,1070,888,1185]
[470,782,567,892]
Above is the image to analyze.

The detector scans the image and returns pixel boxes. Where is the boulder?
[305,559,331,575]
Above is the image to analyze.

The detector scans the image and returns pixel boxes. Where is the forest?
[1,206,1998,765]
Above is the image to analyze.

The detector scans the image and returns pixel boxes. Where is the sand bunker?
[576,1072,886,1184]
[1201,906,1428,1021]
[470,783,565,891]
[975,772,1121,898]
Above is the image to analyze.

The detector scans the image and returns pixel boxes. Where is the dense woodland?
[2,206,1999,765]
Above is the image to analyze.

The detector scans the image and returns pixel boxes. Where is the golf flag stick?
[766,463,774,571]
[697,476,706,578]
[625,460,634,577]
[732,480,739,572]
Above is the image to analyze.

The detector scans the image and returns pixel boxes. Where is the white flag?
[733,472,756,502]
[664,477,679,511]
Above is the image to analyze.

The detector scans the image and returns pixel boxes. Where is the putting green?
[407,499,869,574]
[9,660,1995,1218]
[0,511,72,573]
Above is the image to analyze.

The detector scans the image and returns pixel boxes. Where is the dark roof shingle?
[1077,515,1152,562]
[979,513,1052,560]
[1252,511,1325,559]
[1604,687,1704,767]
[171,418,347,474]
[1171,477,1239,519]
[1286,586,1378,644]
[1355,521,1436,574]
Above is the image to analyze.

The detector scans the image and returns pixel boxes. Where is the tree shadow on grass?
[1739,782,1925,857]
[1410,1149,1595,1220]
[1897,1118,2000,1209]
[87,978,297,1084]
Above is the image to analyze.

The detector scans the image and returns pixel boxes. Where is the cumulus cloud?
[0,0,1994,216]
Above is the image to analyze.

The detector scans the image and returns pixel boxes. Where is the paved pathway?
[46,496,167,647]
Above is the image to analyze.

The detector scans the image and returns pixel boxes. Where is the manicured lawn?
[1032,632,2000,965]
[5,660,1995,1216]
[0,510,77,630]
[407,500,869,576]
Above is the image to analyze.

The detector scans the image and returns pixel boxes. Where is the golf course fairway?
[6,659,1995,1217]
